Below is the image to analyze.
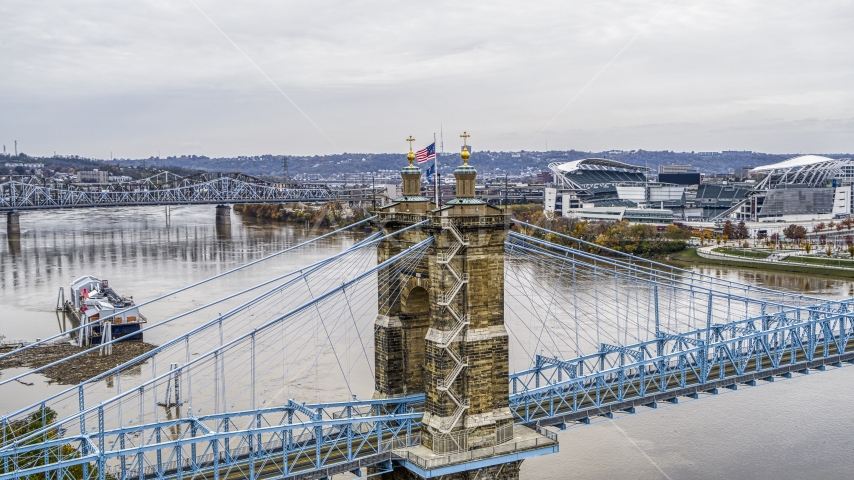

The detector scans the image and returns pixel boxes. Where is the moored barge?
[64,276,147,344]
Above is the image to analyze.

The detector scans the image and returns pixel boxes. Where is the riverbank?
[665,248,854,278]
[233,201,371,228]
[0,342,157,385]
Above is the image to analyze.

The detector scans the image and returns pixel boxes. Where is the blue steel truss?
[0,177,335,212]
[0,396,423,480]
[509,291,854,425]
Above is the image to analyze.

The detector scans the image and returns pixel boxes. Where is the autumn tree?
[663,224,687,240]
[722,220,734,239]
[770,233,780,247]
[736,221,749,239]
[782,224,807,244]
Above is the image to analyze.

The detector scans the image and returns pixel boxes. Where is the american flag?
[416,142,436,163]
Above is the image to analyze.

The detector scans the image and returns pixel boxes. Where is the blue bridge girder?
[509,298,854,425]
[0,396,424,480]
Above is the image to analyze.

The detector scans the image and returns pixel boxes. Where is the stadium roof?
[750,155,851,190]
[552,158,650,173]
[751,155,835,172]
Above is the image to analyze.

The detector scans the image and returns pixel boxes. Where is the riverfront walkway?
[697,246,854,272]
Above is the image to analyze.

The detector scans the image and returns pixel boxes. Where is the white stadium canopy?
[751,155,835,172]
[751,155,851,189]
[552,158,650,173]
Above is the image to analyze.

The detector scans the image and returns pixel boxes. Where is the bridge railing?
[509,303,854,424]
[0,396,425,480]
[510,298,854,394]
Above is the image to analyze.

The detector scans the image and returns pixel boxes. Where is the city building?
[5,162,45,169]
[77,169,109,183]
[658,164,693,174]
[733,166,754,179]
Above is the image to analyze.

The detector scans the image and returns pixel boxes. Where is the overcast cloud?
[1,0,852,158]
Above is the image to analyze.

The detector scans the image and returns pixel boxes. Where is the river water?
[1,205,853,479]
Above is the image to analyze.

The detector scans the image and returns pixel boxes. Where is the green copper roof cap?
[454,164,477,175]
[394,195,432,202]
[401,165,421,175]
[445,197,486,205]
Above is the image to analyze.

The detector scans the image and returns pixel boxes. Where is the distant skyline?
[2,1,853,158]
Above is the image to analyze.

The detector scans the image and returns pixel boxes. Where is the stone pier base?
[215,205,231,225]
[6,211,20,235]
[378,461,521,480]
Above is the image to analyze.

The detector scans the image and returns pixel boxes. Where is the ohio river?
[1,205,853,479]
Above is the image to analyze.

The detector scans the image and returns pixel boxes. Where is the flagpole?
[434,132,439,206]
[438,125,444,205]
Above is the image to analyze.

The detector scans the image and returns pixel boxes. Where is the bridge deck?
[517,338,854,427]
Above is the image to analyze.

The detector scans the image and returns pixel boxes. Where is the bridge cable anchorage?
[436,218,470,434]
[0,220,426,400]
[511,220,819,307]
[0,237,434,466]
[0,229,386,395]
[507,232,818,317]
[0,224,427,441]
[0,216,379,366]
[504,230,852,362]
[0,258,432,476]
[503,227,854,426]
[504,242,636,359]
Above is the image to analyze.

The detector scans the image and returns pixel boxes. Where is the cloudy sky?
[2,0,852,158]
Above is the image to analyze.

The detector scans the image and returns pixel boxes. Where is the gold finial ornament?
[460,131,471,165]
[406,136,416,165]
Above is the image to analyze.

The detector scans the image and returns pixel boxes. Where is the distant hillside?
[115,150,852,178]
[6,150,852,180]
[0,154,200,179]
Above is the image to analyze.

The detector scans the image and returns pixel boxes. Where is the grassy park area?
[666,248,854,278]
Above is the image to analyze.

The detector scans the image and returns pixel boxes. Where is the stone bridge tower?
[373,135,557,479]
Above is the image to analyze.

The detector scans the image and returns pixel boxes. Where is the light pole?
[504,174,508,210]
